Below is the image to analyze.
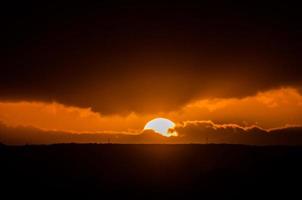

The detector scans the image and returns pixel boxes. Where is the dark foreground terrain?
[1,144,302,198]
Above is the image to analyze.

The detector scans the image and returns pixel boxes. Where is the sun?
[143,118,178,137]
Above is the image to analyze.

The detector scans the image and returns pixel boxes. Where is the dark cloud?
[0,122,170,145]
[1,2,301,114]
[173,121,302,145]
[1,121,302,145]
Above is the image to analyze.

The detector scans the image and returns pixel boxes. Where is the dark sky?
[1,1,301,114]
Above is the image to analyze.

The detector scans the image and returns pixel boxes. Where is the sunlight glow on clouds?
[174,87,302,128]
[0,87,302,133]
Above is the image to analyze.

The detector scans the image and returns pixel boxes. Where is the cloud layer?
[1,87,301,133]
[1,2,301,114]
[1,121,302,145]
[173,121,302,145]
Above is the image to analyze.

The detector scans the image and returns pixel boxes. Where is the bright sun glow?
[144,118,178,137]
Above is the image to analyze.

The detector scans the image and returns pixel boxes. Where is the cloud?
[1,121,302,145]
[171,87,302,129]
[0,122,169,145]
[173,121,302,145]
[0,87,302,132]
[1,2,301,114]
[0,101,148,133]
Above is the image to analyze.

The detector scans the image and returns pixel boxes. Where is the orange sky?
[1,87,302,134]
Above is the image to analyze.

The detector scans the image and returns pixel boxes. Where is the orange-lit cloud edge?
[1,87,302,135]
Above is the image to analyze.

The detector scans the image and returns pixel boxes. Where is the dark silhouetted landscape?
[1,143,301,198]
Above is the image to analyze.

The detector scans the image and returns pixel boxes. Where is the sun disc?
[143,118,177,137]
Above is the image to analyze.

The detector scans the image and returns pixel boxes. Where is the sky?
[1,2,302,144]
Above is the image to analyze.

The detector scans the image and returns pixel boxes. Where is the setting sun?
[144,118,178,137]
